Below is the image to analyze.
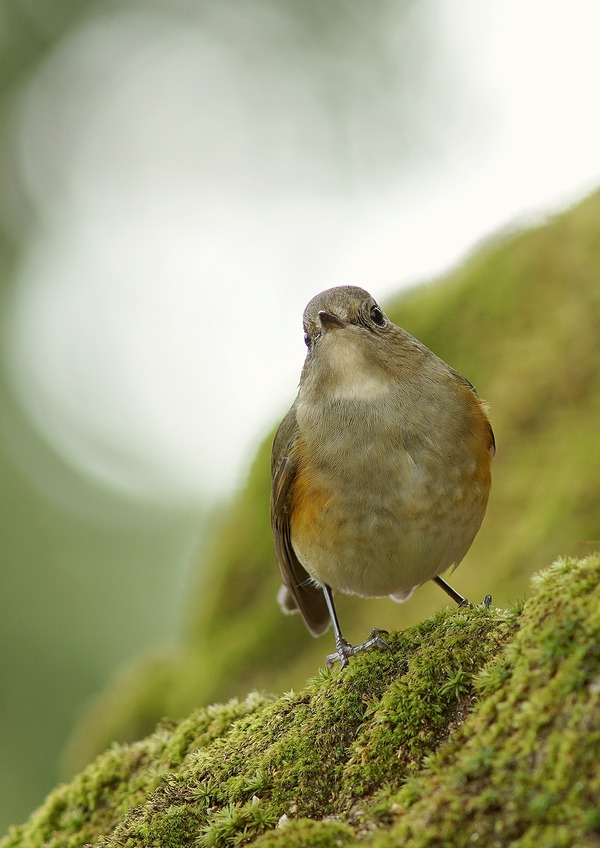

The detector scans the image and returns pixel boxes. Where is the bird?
[270,285,495,668]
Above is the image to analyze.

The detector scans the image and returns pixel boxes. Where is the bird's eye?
[304,331,311,348]
[370,305,385,326]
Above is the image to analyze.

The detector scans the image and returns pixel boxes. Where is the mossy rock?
[4,554,599,847]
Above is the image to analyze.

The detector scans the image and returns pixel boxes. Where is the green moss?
[252,818,356,847]
[4,555,599,847]
[1,694,272,848]
[375,555,600,847]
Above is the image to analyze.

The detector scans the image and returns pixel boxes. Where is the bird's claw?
[326,628,392,669]
[458,594,493,610]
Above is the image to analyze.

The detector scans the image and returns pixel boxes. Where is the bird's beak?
[318,310,345,332]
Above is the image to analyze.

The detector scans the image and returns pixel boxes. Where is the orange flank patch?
[289,458,331,547]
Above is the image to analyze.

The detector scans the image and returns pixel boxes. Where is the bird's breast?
[290,388,492,597]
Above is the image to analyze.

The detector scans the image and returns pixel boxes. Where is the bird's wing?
[270,409,330,636]
[449,366,496,457]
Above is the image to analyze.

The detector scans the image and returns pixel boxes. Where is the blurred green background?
[1,0,600,835]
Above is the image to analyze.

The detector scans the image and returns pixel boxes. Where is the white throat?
[323,334,390,400]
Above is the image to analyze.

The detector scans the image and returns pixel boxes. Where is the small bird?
[270,286,495,668]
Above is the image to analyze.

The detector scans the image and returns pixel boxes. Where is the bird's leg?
[322,584,391,668]
[433,575,467,605]
[432,576,492,609]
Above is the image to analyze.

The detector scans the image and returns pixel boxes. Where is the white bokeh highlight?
[5,1,600,501]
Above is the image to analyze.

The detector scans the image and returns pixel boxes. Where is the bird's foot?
[326,628,391,669]
[458,594,493,610]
